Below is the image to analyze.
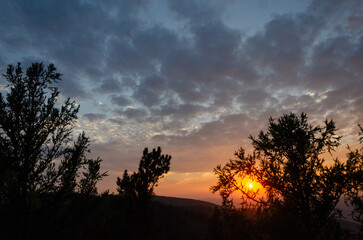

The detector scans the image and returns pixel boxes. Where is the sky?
[0,0,362,203]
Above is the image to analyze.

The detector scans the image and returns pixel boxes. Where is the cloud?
[0,0,149,99]
[82,113,107,122]
[166,0,224,22]
[113,107,147,120]
[108,117,124,126]
[132,75,168,107]
[133,25,180,61]
[94,78,123,94]
[110,95,132,107]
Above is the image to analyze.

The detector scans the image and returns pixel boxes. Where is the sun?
[237,177,263,193]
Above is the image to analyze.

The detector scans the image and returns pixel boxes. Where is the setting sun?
[240,178,264,193]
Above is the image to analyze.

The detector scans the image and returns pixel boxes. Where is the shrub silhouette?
[345,124,363,235]
[0,62,106,201]
[117,147,171,201]
[114,147,171,239]
[211,113,362,239]
[0,62,106,238]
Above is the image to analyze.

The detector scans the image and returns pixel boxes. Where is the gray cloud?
[113,108,147,120]
[132,75,169,107]
[108,117,124,126]
[110,95,132,107]
[82,113,107,122]
[95,78,123,94]
[167,0,224,22]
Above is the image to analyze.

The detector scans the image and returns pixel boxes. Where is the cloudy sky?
[1,0,362,203]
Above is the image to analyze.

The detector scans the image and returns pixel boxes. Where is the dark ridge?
[153,195,218,208]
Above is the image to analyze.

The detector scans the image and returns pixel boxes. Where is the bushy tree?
[117,147,171,201]
[0,62,106,204]
[79,157,108,196]
[115,147,171,239]
[58,132,89,194]
[345,125,363,227]
[211,113,361,239]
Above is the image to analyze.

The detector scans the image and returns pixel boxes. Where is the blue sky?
[0,0,362,202]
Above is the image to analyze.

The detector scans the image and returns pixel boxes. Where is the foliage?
[114,147,171,239]
[116,147,171,201]
[345,125,363,227]
[0,62,106,204]
[211,113,361,239]
[209,207,254,240]
[79,158,108,195]
[58,132,89,194]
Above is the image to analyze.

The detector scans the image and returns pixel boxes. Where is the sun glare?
[236,177,264,197]
[242,178,263,192]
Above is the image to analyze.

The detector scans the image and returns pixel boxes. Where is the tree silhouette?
[115,147,171,240]
[117,147,171,201]
[345,125,363,229]
[79,157,108,196]
[211,113,361,239]
[58,132,90,194]
[0,62,106,204]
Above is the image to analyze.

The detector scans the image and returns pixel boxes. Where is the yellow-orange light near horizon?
[243,178,263,192]
[236,177,264,194]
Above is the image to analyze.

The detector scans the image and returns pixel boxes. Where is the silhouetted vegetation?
[345,125,363,231]
[209,206,254,240]
[211,113,362,239]
[112,147,172,239]
[0,63,107,199]
[117,147,171,202]
[0,62,105,239]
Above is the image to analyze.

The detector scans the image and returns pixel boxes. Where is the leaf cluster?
[116,147,171,201]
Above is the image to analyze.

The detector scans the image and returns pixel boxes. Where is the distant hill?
[153,195,362,238]
[152,196,216,240]
[154,195,218,208]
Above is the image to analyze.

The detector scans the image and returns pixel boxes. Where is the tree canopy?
[211,112,362,239]
[345,124,363,225]
[0,62,106,204]
[117,147,171,201]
